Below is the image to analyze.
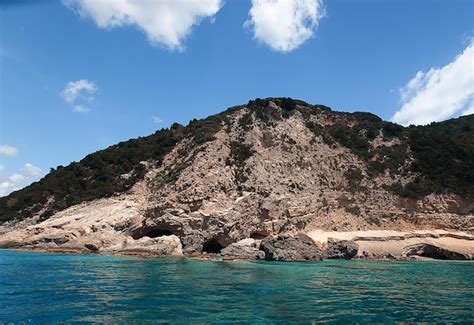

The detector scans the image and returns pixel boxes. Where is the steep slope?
[0,98,473,256]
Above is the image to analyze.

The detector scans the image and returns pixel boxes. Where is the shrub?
[382,122,404,139]
[344,167,364,192]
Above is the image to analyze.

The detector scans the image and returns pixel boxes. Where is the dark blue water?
[0,249,473,324]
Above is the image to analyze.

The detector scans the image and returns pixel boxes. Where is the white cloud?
[63,0,224,51]
[62,79,97,113]
[8,173,25,183]
[0,145,18,157]
[23,163,42,177]
[152,116,163,123]
[0,163,43,197]
[461,103,474,116]
[392,43,474,126]
[72,105,91,113]
[244,0,325,53]
[62,79,97,104]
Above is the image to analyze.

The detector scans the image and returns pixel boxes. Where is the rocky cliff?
[1,98,473,259]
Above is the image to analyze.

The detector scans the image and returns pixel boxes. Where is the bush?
[402,115,474,197]
[382,122,404,139]
[344,167,364,192]
[327,124,373,159]
[226,141,255,186]
[226,141,254,167]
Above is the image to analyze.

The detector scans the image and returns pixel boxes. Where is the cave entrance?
[146,229,173,238]
[250,232,267,240]
[132,227,174,239]
[202,239,223,254]
[415,247,449,260]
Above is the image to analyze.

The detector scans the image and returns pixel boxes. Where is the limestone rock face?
[118,235,183,256]
[260,234,323,261]
[402,243,471,260]
[221,238,265,260]
[181,232,206,255]
[0,99,473,258]
[324,239,359,259]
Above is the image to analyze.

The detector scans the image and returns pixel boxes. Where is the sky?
[0,0,473,196]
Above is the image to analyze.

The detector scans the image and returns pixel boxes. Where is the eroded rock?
[85,243,99,252]
[181,232,206,254]
[118,235,183,256]
[402,243,471,260]
[324,239,359,259]
[221,238,265,259]
[260,233,323,261]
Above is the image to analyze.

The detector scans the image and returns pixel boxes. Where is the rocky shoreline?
[3,229,473,262]
[1,100,473,264]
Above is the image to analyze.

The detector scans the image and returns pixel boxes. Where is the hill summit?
[1,98,473,259]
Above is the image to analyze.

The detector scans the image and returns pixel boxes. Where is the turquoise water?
[0,250,473,324]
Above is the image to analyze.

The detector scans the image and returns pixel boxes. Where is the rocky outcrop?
[402,243,471,260]
[181,232,206,255]
[0,99,473,259]
[221,238,265,260]
[116,235,183,256]
[308,229,474,261]
[260,234,323,261]
[85,243,99,252]
[324,239,359,259]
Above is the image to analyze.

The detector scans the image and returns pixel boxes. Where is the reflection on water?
[0,250,473,323]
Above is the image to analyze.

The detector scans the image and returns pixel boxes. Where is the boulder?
[324,239,359,259]
[84,243,99,252]
[181,232,206,254]
[221,238,265,260]
[119,235,183,256]
[260,234,323,261]
[402,243,471,260]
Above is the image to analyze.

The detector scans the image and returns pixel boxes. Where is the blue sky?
[0,0,473,196]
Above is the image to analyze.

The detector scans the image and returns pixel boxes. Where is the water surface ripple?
[1,249,473,323]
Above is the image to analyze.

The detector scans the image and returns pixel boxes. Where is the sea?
[0,249,473,324]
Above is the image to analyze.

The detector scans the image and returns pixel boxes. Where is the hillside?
[0,98,473,258]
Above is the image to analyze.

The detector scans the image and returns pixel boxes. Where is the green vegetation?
[344,167,364,192]
[0,127,184,223]
[305,110,473,199]
[0,109,230,223]
[1,98,472,224]
[327,123,373,159]
[248,97,309,123]
[226,141,255,184]
[382,122,404,139]
[238,110,253,131]
[399,115,474,198]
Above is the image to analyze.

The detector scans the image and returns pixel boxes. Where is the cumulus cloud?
[392,43,474,126]
[62,79,97,104]
[0,163,43,197]
[63,0,224,51]
[0,145,18,157]
[244,0,325,53]
[61,79,97,113]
